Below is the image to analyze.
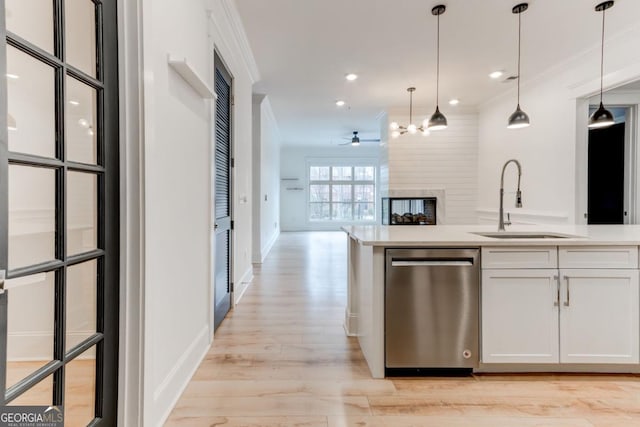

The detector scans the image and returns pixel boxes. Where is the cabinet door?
[560,269,639,364]
[482,269,559,363]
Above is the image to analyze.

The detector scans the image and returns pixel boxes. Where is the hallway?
[166,232,640,426]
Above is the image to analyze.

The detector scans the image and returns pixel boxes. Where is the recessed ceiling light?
[335,100,345,107]
[345,73,358,81]
[6,73,19,79]
[449,99,460,105]
[78,118,89,128]
[489,70,504,79]
[69,100,80,106]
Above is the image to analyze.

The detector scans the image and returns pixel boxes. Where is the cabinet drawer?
[481,247,557,269]
[559,246,639,269]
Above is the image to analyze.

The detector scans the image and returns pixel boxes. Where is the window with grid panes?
[309,166,376,221]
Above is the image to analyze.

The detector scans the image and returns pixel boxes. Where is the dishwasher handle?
[391,259,475,267]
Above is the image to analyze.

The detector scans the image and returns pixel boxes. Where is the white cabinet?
[559,269,639,364]
[481,246,640,366]
[482,247,557,269]
[482,269,559,363]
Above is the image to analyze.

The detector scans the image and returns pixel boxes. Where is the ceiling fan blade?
[360,138,381,142]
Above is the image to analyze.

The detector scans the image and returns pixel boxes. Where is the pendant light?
[389,87,430,138]
[507,3,530,129]
[588,1,615,129]
[427,5,447,131]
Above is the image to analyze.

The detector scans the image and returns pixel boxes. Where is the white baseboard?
[233,266,254,306]
[260,229,279,262]
[153,325,210,427]
[343,308,358,337]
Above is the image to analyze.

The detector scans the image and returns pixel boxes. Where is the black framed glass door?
[0,0,118,424]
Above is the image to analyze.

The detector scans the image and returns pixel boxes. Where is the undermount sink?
[471,231,581,239]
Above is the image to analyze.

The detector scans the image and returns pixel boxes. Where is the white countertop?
[342,224,640,246]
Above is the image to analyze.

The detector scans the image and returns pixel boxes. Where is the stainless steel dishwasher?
[385,248,480,373]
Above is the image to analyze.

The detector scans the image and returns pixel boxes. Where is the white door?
[482,269,559,363]
[559,269,639,364]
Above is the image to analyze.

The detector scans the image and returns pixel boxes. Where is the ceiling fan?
[339,131,381,146]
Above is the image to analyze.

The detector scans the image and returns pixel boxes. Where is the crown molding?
[205,0,261,84]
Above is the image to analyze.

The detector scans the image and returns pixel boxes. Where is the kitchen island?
[343,224,640,378]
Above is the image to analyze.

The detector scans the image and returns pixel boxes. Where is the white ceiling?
[234,0,640,146]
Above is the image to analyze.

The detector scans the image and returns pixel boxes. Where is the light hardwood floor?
[166,231,640,427]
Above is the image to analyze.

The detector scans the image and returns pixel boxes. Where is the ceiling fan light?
[427,107,448,130]
[588,102,615,128]
[407,124,417,134]
[389,121,399,130]
[351,140,361,146]
[507,105,530,129]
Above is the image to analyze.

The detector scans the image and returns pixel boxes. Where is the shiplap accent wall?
[385,113,479,224]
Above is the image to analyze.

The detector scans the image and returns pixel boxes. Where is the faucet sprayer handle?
[516,190,522,208]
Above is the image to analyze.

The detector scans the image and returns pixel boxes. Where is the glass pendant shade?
[507,104,530,129]
[588,102,615,128]
[428,107,448,130]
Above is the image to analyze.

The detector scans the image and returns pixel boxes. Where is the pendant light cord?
[600,8,606,103]
[436,13,440,107]
[517,11,521,106]
[409,89,413,123]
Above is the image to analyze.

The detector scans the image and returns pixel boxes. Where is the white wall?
[139,1,211,425]
[280,145,380,231]
[477,19,640,226]
[122,0,258,426]
[384,111,479,224]
[252,95,281,264]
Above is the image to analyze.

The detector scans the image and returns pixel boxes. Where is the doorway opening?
[587,106,635,224]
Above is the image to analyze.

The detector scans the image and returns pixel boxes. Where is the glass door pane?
[66,75,98,164]
[6,45,56,158]
[8,165,56,269]
[5,272,55,388]
[5,0,54,53]
[64,0,96,77]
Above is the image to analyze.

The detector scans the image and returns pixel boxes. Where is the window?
[309,165,376,221]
